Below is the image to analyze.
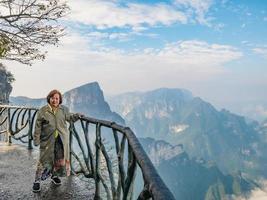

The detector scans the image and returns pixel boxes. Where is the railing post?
[7,108,12,145]
[123,143,137,200]
[69,121,74,174]
[94,123,101,200]
[8,132,12,145]
[0,107,8,142]
[27,110,33,150]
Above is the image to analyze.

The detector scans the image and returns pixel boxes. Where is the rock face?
[63,82,124,124]
[139,138,255,200]
[0,63,14,104]
[10,82,124,125]
[139,137,184,166]
[108,88,267,178]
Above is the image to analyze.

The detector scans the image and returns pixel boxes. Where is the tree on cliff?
[0,63,14,103]
[0,0,69,65]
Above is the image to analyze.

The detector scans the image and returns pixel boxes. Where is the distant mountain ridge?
[108,88,267,178]
[139,137,184,165]
[10,96,45,108]
[107,88,193,117]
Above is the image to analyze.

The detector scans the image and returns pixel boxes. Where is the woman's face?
[49,93,60,108]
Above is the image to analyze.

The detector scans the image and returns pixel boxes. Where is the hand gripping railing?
[0,105,175,200]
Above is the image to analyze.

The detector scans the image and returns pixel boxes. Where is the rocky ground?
[0,142,94,200]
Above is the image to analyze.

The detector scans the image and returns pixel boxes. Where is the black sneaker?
[51,176,61,185]
[32,181,41,193]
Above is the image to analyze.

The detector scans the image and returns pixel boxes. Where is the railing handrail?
[0,104,175,200]
[0,104,38,110]
[79,116,175,200]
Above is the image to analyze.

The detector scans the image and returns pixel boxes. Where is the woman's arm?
[33,111,42,146]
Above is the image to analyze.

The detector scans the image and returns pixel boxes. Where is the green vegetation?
[0,63,15,103]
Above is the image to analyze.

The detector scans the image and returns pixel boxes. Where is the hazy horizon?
[8,80,266,123]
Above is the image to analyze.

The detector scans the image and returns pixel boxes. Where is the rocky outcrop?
[63,82,124,124]
[139,138,256,200]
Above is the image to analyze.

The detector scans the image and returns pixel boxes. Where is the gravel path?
[0,142,94,200]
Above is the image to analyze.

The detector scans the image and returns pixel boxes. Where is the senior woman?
[32,89,80,192]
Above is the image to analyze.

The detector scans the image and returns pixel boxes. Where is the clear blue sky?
[6,0,267,121]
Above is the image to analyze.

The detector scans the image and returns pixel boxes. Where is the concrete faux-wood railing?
[0,105,175,200]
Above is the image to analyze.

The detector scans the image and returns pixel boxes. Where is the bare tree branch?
[0,0,69,65]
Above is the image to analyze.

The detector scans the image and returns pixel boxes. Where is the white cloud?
[170,124,189,134]
[66,0,217,30]
[235,180,267,200]
[86,31,156,42]
[241,41,249,44]
[213,23,225,31]
[67,0,187,29]
[173,0,213,25]
[64,0,218,43]
[253,48,267,59]
[240,104,267,122]
[156,40,242,65]
[87,32,109,40]
[6,34,242,98]
[255,106,267,118]
[132,26,148,32]
[87,31,129,41]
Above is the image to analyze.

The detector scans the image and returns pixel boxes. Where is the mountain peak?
[67,81,101,93]
[63,81,124,124]
[146,87,193,101]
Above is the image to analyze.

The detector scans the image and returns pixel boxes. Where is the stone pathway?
[0,142,94,200]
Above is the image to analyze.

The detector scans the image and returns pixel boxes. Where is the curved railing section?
[0,105,175,200]
[0,105,38,149]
